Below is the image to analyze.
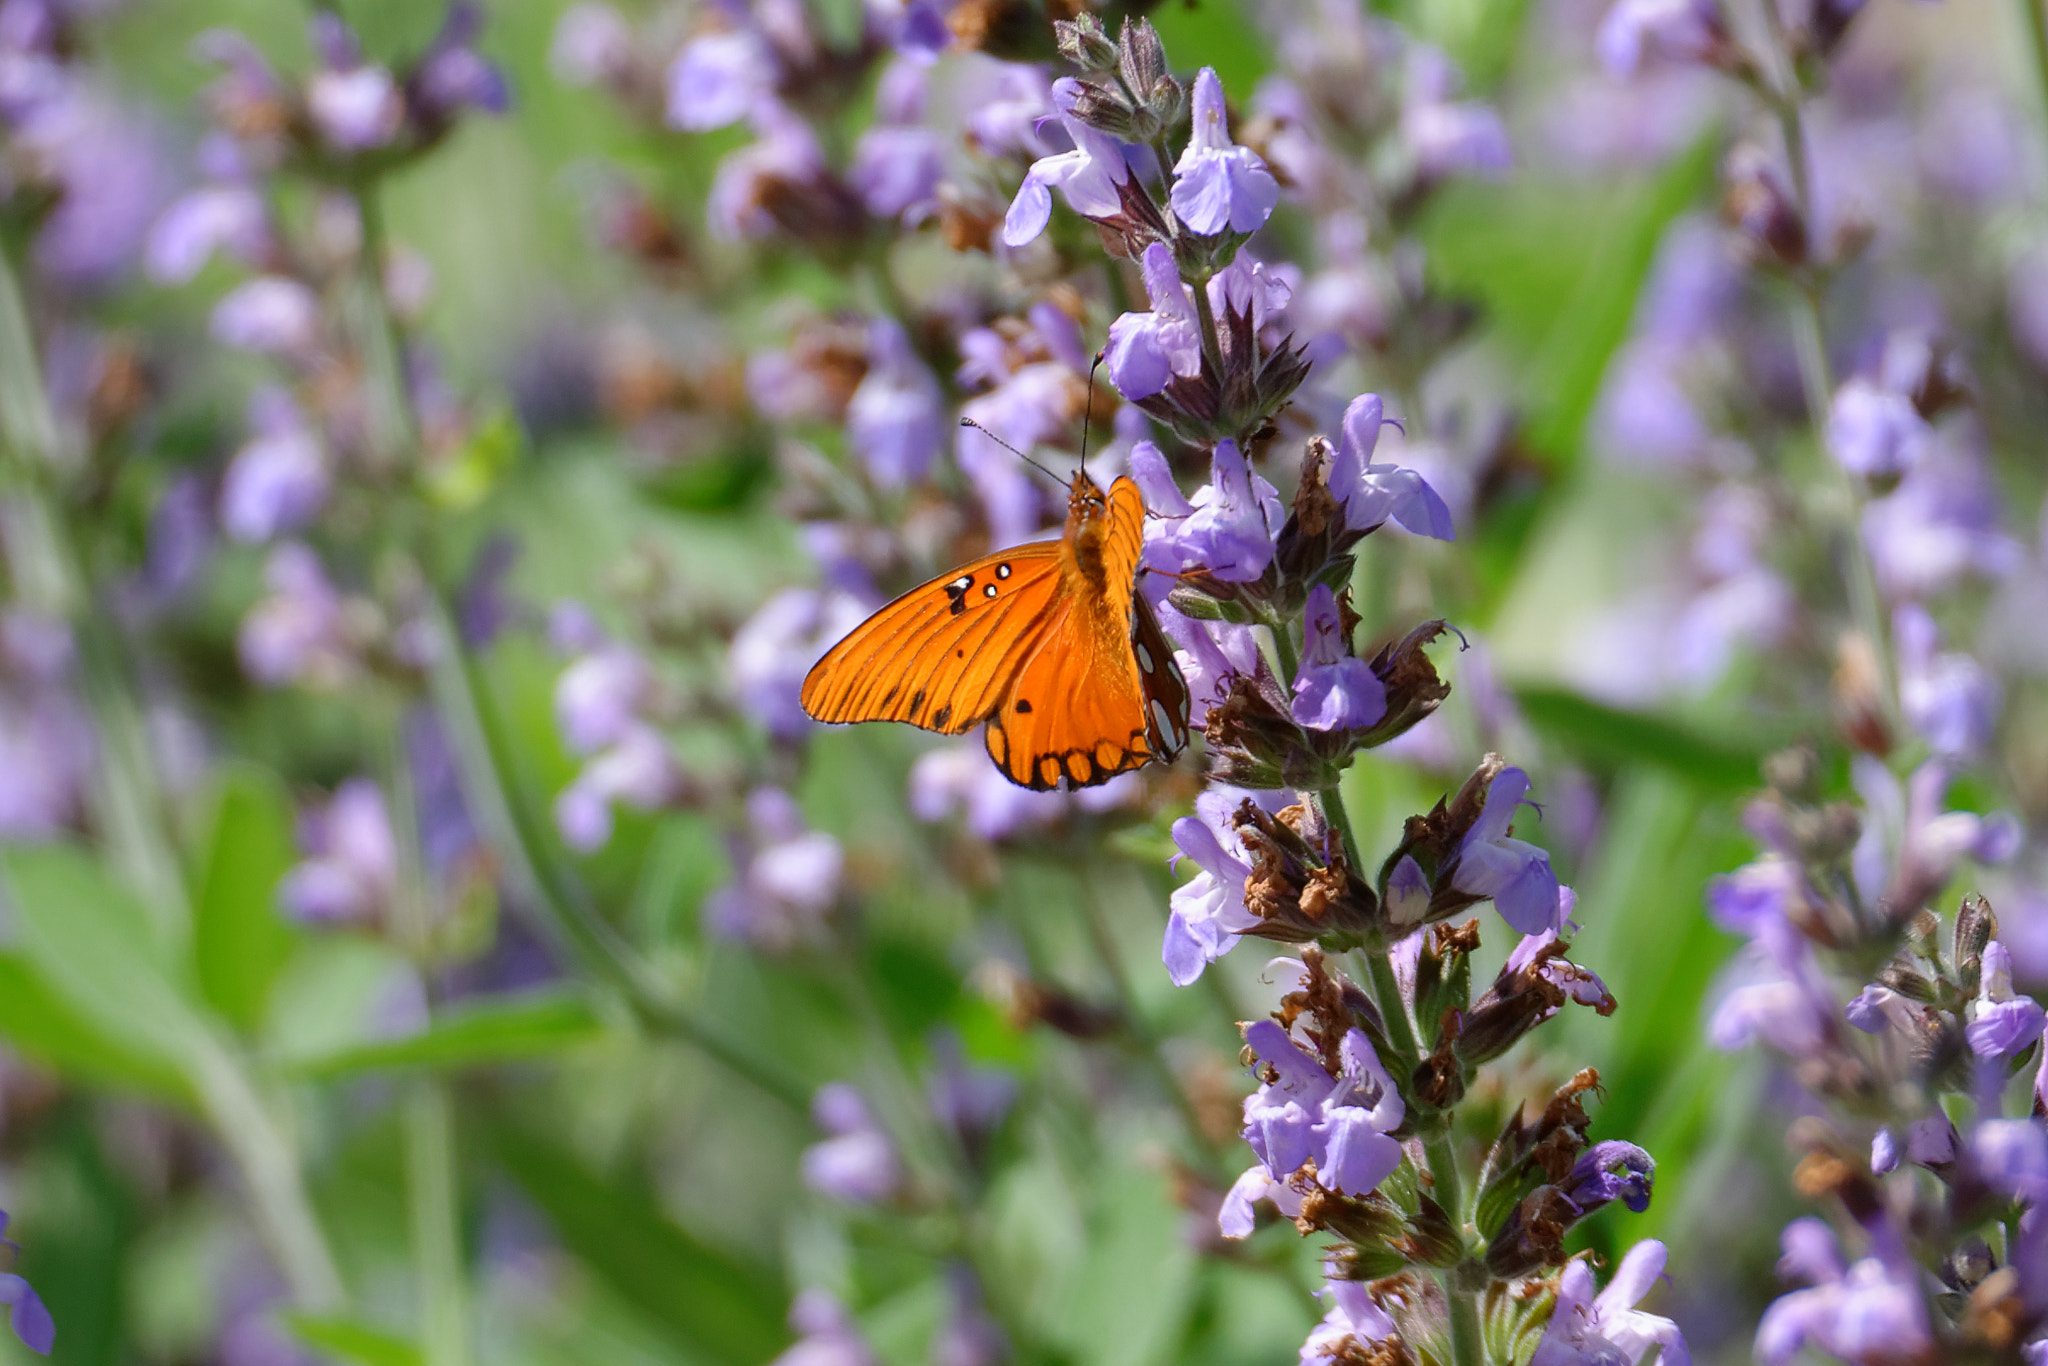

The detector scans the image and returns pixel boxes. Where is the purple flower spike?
[1170,68,1279,237]
[1330,395,1455,539]
[1104,243,1203,401]
[1292,584,1386,731]
[1756,1220,1931,1366]
[1531,1242,1688,1366]
[1451,767,1563,935]
[1001,78,1131,247]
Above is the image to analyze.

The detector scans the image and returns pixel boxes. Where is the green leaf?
[1515,687,1768,792]
[0,845,211,1067]
[0,953,187,1099]
[191,767,299,1032]
[274,992,607,1079]
[280,1315,423,1366]
[487,1122,790,1365]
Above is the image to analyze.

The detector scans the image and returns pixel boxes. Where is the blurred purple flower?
[706,103,829,242]
[1895,604,1999,759]
[1450,767,1564,935]
[1863,442,2024,599]
[238,543,354,687]
[802,1083,901,1204]
[1171,67,1279,237]
[15,87,174,288]
[306,26,403,152]
[220,388,328,543]
[1104,244,1203,401]
[279,778,397,925]
[847,319,942,486]
[555,645,652,755]
[1967,941,2045,1063]
[908,743,1139,840]
[1402,48,1510,181]
[211,277,321,355]
[553,723,684,851]
[667,30,776,131]
[147,175,269,285]
[1710,919,1838,1057]
[1756,1220,1930,1366]
[411,3,510,121]
[1164,788,1263,985]
[770,1292,880,1366]
[1330,394,1455,539]
[1531,1241,1687,1366]
[927,1031,1016,1150]
[703,787,842,948]
[1001,77,1130,247]
[728,587,870,740]
[1596,0,1726,77]
[550,3,635,88]
[931,1266,1007,1366]
[1292,584,1386,731]
[1827,377,1930,482]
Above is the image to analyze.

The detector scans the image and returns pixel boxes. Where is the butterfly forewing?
[800,541,1067,734]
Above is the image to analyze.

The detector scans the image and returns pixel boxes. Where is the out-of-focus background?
[1,0,2045,1362]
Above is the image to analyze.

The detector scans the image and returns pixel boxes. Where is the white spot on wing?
[1134,641,1154,674]
[1150,699,1175,748]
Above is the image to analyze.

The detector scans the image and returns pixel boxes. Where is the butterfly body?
[800,471,1190,791]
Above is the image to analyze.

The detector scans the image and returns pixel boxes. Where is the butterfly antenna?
[1081,350,1105,478]
[959,417,1064,485]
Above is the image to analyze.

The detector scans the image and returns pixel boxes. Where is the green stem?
[2017,0,2048,142]
[407,1077,469,1366]
[1190,275,1227,393]
[1442,1279,1485,1366]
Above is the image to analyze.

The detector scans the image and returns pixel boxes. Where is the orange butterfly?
[800,469,1191,790]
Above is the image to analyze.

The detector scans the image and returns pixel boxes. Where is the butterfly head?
[1065,467,1109,522]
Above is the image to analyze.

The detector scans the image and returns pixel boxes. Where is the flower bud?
[1723,143,1807,269]
[1116,19,1170,110]
[1954,894,1999,992]
[1053,14,1119,73]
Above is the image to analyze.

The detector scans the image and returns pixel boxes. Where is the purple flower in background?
[1164,788,1262,985]
[1895,604,1999,759]
[11,85,173,288]
[410,3,510,122]
[1299,1279,1398,1366]
[279,778,397,925]
[1862,443,2024,599]
[555,645,652,755]
[211,277,321,355]
[1001,77,1131,247]
[1974,1118,2048,1200]
[1827,377,1930,482]
[306,15,403,151]
[909,744,1138,840]
[1401,48,1511,182]
[1450,767,1564,935]
[0,615,95,841]
[706,103,830,242]
[0,1214,51,1355]
[850,64,942,222]
[1292,584,1386,731]
[927,1031,1018,1149]
[553,724,684,851]
[667,29,776,131]
[1104,244,1203,401]
[238,543,355,687]
[1755,1219,1931,1366]
[1531,1242,1687,1366]
[1597,0,1726,78]
[220,388,328,543]
[1710,919,1838,1057]
[703,787,843,949]
[1329,395,1455,540]
[847,318,942,487]
[770,1291,880,1366]
[1171,67,1279,236]
[931,1266,1008,1366]
[1967,941,2045,1063]
[1222,1021,1404,1234]
[550,3,634,88]
[147,136,270,284]
[802,1083,901,1204]
[728,588,871,741]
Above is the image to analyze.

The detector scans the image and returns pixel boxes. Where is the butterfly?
[800,468,1191,790]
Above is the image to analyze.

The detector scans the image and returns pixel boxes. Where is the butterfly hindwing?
[800,541,1066,734]
[1131,587,1191,759]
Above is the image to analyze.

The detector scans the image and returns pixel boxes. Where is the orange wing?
[800,540,1068,734]
[801,473,1191,792]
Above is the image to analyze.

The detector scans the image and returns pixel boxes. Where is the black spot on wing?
[931,705,952,729]
[1015,699,1032,714]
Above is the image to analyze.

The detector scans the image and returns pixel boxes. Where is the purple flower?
[12,87,173,288]
[926,1031,1018,1146]
[1223,1020,1404,1234]
[667,30,776,131]
[279,778,397,925]
[549,4,634,88]
[801,1083,901,1204]
[1827,377,1931,481]
[770,1291,879,1366]
[411,3,509,121]
[1292,584,1386,731]
[1156,601,1261,727]
[955,357,1076,546]
[909,744,1139,840]
[1401,49,1511,182]
[849,124,944,221]
[1596,0,1726,77]
[0,1214,51,1356]
[1895,604,2000,759]
[1104,244,1203,401]
[1001,77,1131,247]
[1862,443,2024,599]
[702,788,843,949]
[555,646,652,755]
[238,543,354,687]
[1298,1280,1397,1366]
[146,161,269,284]
[1170,67,1279,237]
[306,20,403,152]
[930,1267,1007,1366]
[1166,440,1281,582]
[728,588,871,741]
[1705,857,1805,935]
[1329,395,1455,540]
[1710,920,1837,1057]
[1975,1119,2048,1201]
[553,724,684,852]
[1450,767,1564,935]
[705,103,829,242]
[1756,1220,1931,1366]
[1531,1242,1687,1366]
[1564,1142,1655,1216]
[1163,788,1262,985]
[1967,941,2046,1063]
[210,277,320,355]
[220,388,328,543]
[1849,758,2020,911]
[846,319,942,487]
